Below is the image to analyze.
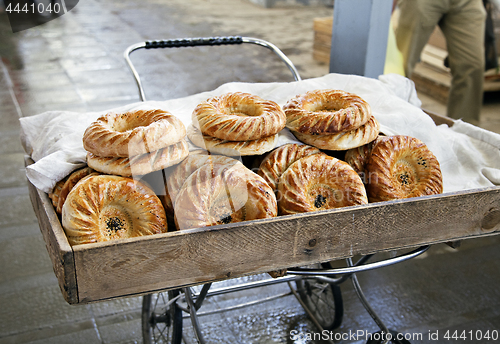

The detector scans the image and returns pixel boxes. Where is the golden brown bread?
[277,154,368,215]
[56,167,98,215]
[192,92,286,141]
[257,143,323,192]
[61,175,167,245]
[291,115,380,151]
[284,89,371,134]
[49,176,68,209]
[187,125,278,156]
[366,135,443,202]
[83,109,186,157]
[166,151,241,204]
[344,136,383,182]
[174,163,277,230]
[87,139,189,177]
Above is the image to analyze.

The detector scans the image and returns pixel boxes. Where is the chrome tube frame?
[287,246,430,277]
[124,36,301,102]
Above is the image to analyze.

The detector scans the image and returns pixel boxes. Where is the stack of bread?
[188,92,286,156]
[52,108,192,245]
[283,89,380,151]
[83,109,189,177]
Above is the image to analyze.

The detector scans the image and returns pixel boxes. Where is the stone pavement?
[1,0,500,343]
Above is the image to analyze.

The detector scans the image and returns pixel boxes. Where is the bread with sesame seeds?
[365,135,443,202]
[61,174,167,245]
[277,154,368,215]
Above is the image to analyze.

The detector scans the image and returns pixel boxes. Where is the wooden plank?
[313,17,333,63]
[25,157,78,304]
[73,187,500,303]
[423,109,454,127]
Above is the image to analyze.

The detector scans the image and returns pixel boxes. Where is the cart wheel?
[366,329,411,344]
[295,263,344,331]
[142,289,183,344]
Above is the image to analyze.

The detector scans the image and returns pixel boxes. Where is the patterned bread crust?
[344,136,383,181]
[49,177,68,208]
[291,115,380,151]
[61,175,167,245]
[83,109,186,157]
[277,154,368,215]
[366,135,443,202]
[87,139,189,177]
[192,92,286,141]
[174,163,277,230]
[284,89,371,134]
[166,151,241,204]
[257,143,322,192]
[56,167,99,215]
[187,125,277,156]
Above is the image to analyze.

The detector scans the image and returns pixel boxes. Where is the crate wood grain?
[27,176,77,303]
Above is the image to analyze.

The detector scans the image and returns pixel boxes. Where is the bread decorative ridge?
[56,166,99,215]
[187,125,278,156]
[257,143,323,192]
[277,154,368,215]
[192,92,286,141]
[344,136,383,182]
[83,109,186,157]
[366,135,443,202]
[166,151,241,204]
[284,89,371,135]
[87,139,189,177]
[49,176,69,209]
[62,174,167,245]
[291,115,380,151]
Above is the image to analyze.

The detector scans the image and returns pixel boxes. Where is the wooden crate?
[313,17,333,64]
[26,113,500,305]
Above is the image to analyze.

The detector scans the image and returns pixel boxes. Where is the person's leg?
[395,0,447,77]
[440,0,486,123]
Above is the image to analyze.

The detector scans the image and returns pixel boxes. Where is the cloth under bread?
[20,73,500,194]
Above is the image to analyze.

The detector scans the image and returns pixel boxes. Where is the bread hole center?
[111,115,154,132]
[308,184,341,210]
[307,100,349,113]
[229,104,260,117]
[100,206,132,240]
[210,195,247,225]
[394,159,418,193]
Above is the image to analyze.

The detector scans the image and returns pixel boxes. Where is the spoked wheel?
[142,289,183,344]
[295,263,344,331]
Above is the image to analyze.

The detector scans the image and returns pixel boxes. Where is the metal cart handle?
[124,36,302,101]
[287,245,430,278]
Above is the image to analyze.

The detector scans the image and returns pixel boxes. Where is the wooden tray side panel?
[26,171,78,304]
[73,188,500,303]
